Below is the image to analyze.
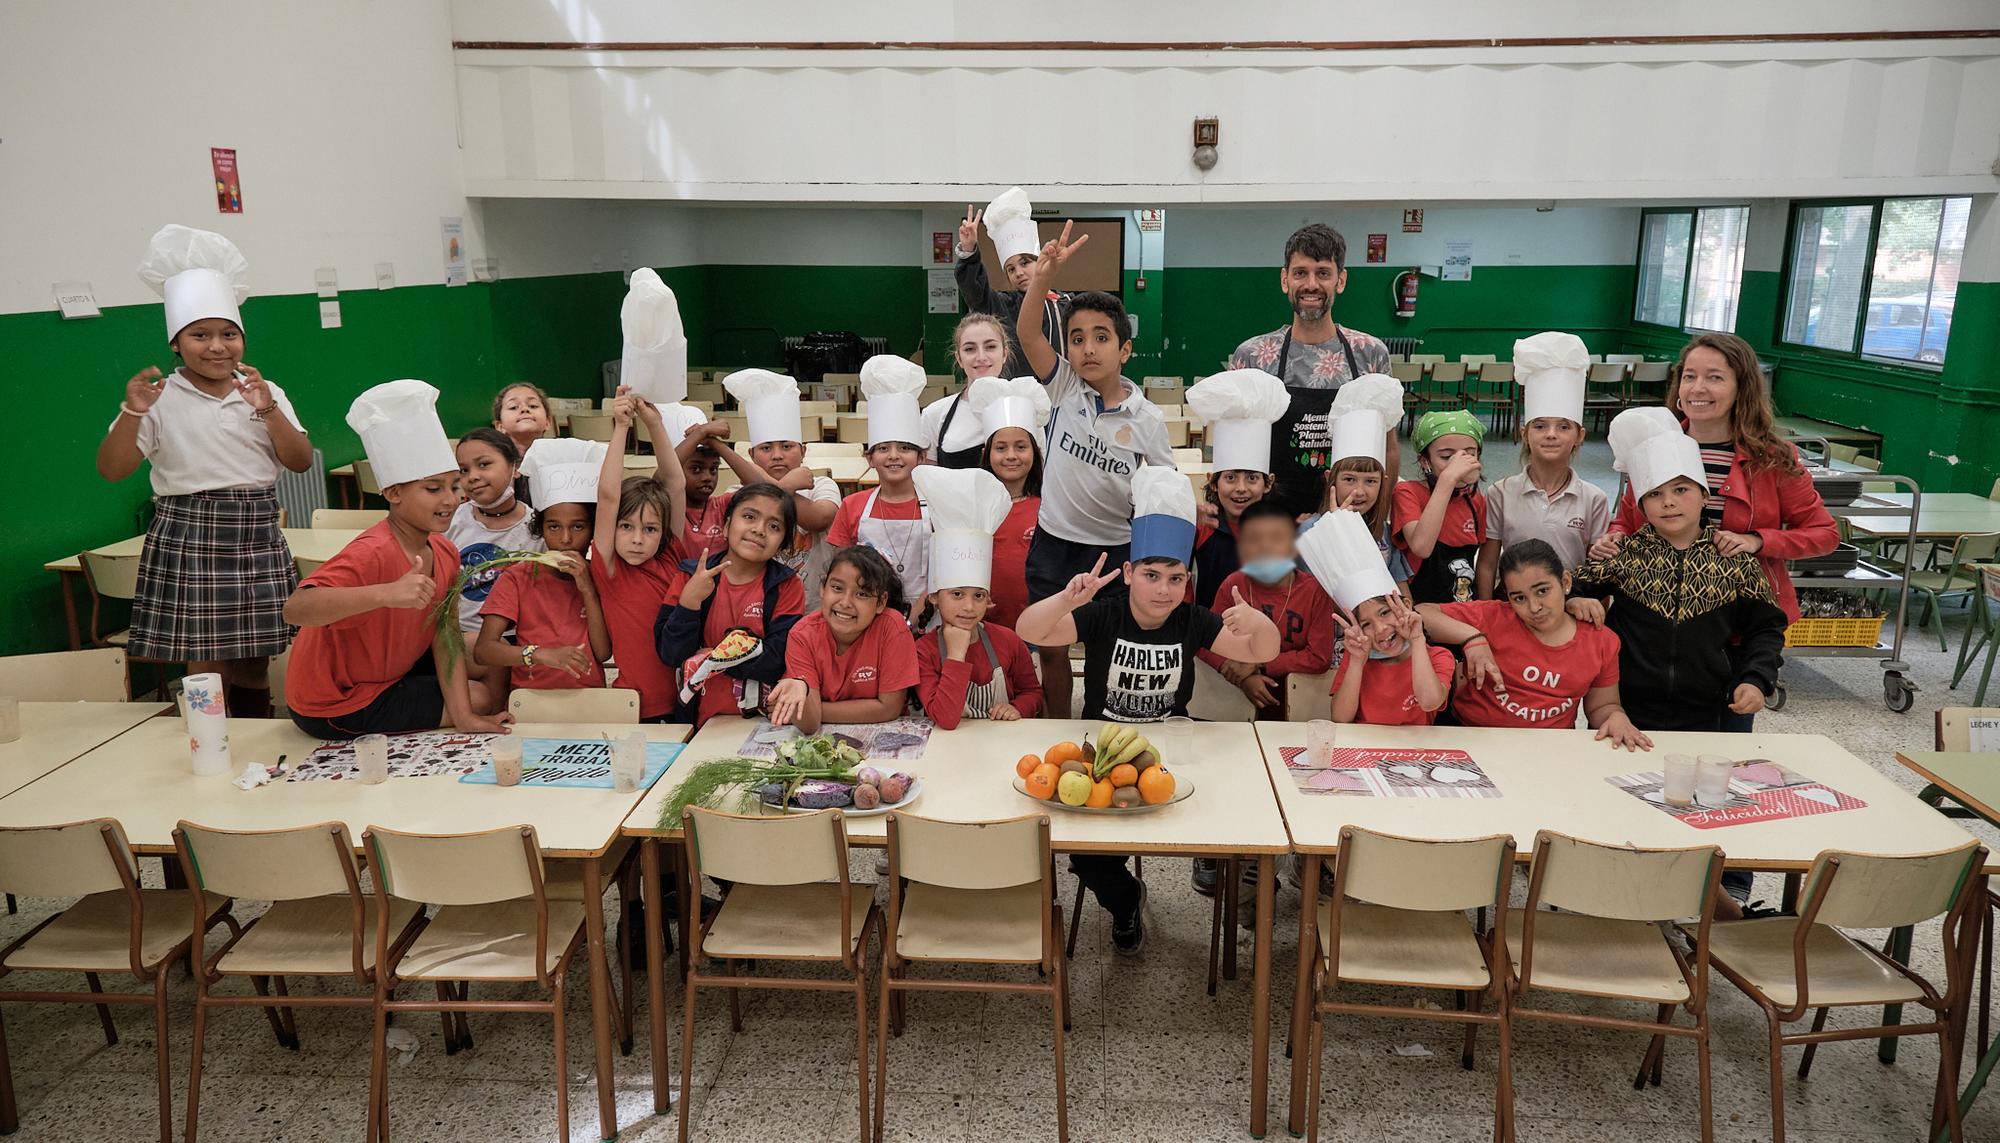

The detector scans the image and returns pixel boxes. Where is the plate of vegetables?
[768,768,921,817]
[659,733,921,825]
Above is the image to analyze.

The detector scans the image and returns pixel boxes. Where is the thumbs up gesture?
[381,548,437,610]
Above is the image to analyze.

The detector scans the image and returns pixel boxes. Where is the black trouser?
[290,660,442,740]
[1069,855,1141,918]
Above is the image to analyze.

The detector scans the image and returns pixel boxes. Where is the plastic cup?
[1160,716,1195,765]
[1694,754,1736,808]
[1306,720,1336,767]
[1661,753,1697,808]
[0,697,18,745]
[490,735,524,787]
[354,734,390,785]
[611,732,647,793]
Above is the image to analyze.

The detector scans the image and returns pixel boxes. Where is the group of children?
[102,214,1800,949]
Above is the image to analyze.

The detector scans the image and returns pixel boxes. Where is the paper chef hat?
[619,268,688,405]
[657,403,707,449]
[861,355,928,448]
[1513,331,1589,425]
[967,375,1051,439]
[912,466,1013,591]
[722,369,802,447]
[1130,466,1198,565]
[984,187,1042,265]
[1609,407,1706,500]
[519,437,608,508]
[138,225,250,342]
[1329,374,1404,465]
[1297,510,1399,613]
[345,380,458,488]
[1186,369,1291,472]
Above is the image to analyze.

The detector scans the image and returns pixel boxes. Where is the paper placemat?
[1281,745,1500,799]
[1607,759,1866,829]
[289,732,494,782]
[738,717,933,761]
[460,738,684,789]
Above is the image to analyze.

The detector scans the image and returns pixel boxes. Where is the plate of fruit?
[1013,723,1188,813]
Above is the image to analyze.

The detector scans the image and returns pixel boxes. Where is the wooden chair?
[877,813,1068,1141]
[0,648,127,701]
[1308,828,1516,1142]
[678,807,880,1143]
[568,413,616,443]
[1606,353,1645,366]
[1463,364,1517,435]
[1826,443,1861,464]
[365,825,589,1143]
[799,399,838,419]
[1172,447,1205,467]
[1284,671,1334,723]
[1506,831,1723,1141]
[174,820,425,1143]
[1424,362,1468,413]
[507,687,642,723]
[1410,354,1446,370]
[1388,361,1425,385]
[1699,842,1986,1143]
[1630,361,1673,405]
[310,508,387,530]
[1459,354,1499,373]
[78,550,140,649]
[0,819,236,1141]
[685,382,724,406]
[545,397,595,429]
[1583,362,1633,431]
[1164,419,1191,447]
[812,442,865,458]
[354,458,382,500]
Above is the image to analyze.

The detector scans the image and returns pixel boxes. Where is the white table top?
[46,528,362,573]
[624,716,1291,855]
[0,703,167,799]
[0,718,690,857]
[1254,723,1976,869]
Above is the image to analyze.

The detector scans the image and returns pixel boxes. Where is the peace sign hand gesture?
[1332,604,1374,658]
[1027,221,1090,294]
[1059,553,1121,608]
[957,205,983,255]
[678,546,723,609]
[1387,593,1426,648]
[232,363,276,413]
[123,366,165,415]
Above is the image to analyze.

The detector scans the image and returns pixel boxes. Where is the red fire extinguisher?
[1392,269,1420,318]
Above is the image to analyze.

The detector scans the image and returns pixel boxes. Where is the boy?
[1197,500,1335,717]
[718,369,841,598]
[1017,468,1279,954]
[956,188,1063,380]
[1017,221,1176,718]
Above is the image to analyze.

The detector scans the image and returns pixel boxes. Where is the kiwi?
[1112,787,1144,808]
[1060,759,1091,776]
[1132,750,1159,772]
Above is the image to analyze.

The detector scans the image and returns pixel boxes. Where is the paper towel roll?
[182,672,232,776]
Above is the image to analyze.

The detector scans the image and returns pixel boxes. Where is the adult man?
[1229,224,1398,517]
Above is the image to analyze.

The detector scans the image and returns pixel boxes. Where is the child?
[667,421,730,564]
[1477,332,1609,596]
[955,188,1063,380]
[968,375,1050,632]
[921,313,1011,469]
[718,369,841,599]
[769,546,919,733]
[1417,540,1649,750]
[476,439,611,692]
[492,382,554,460]
[589,390,688,722]
[284,380,508,737]
[1299,510,1452,725]
[1017,468,1279,955]
[828,355,932,611]
[448,428,543,702]
[1396,409,1490,605]
[101,225,314,719]
[1197,500,1335,717]
[1186,369,1290,608]
[1308,375,1412,592]
[1016,222,1175,718]
[657,481,806,726]
[911,466,1045,727]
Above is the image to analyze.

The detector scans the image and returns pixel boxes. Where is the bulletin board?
[976,217,1125,295]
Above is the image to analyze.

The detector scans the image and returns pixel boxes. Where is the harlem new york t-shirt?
[1071,598,1226,722]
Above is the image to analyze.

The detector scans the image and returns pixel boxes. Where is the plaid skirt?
[128,488,298,661]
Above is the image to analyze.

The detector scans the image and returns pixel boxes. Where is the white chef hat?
[1514,331,1589,425]
[722,369,802,447]
[912,466,1013,591]
[519,438,608,508]
[1130,466,1197,565]
[1329,374,1404,465]
[619,268,688,405]
[984,187,1042,266]
[967,376,1051,439]
[1297,510,1399,613]
[1187,369,1291,473]
[861,355,928,449]
[138,225,250,342]
[1609,407,1706,500]
[345,380,457,488]
[654,403,707,449]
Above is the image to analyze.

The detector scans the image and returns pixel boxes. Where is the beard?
[1290,292,1329,321]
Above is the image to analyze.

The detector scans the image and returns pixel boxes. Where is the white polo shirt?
[113,369,306,496]
[1037,361,1175,546]
[1484,469,1611,574]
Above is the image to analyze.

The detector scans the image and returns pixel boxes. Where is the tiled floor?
[6,444,1999,1141]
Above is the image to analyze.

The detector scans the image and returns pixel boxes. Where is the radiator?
[1382,337,1424,358]
[276,448,328,527]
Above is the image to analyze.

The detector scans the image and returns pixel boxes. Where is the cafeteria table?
[1844,493,2000,543]
[1776,415,1883,449]
[0,702,165,798]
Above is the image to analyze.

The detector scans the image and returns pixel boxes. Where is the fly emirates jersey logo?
[1054,422,1136,478]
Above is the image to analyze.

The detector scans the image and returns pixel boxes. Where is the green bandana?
[1412,409,1486,454]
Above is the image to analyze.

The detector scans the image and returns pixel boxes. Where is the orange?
[1025,762,1061,801]
[1137,766,1176,805]
[1015,753,1042,780]
[1043,741,1084,768]
[1108,763,1139,789]
[1086,778,1114,808]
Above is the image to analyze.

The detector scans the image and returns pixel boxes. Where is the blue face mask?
[1241,557,1295,585]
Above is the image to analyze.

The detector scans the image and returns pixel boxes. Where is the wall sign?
[1401,209,1423,233]
[1365,234,1387,263]
[211,148,242,213]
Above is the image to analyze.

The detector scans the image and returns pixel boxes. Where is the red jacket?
[1609,442,1836,622]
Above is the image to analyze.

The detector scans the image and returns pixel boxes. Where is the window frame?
[1631,204,1750,335]
[1776,195,1964,371]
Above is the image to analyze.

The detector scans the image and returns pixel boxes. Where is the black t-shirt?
[1072,599,1226,722]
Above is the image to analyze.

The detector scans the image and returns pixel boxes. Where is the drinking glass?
[1694,754,1736,808]
[490,735,524,787]
[1306,720,1336,767]
[355,734,390,785]
[611,732,648,793]
[1661,754,1697,808]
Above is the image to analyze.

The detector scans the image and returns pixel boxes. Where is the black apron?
[933,394,985,470]
[1265,327,1361,518]
[1405,488,1485,606]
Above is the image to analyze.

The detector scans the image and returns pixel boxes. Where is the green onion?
[658,740,861,826]
[428,550,569,676]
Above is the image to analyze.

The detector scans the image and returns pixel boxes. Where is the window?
[1633,206,1748,332]
[1781,196,1968,365]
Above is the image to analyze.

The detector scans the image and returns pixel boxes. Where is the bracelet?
[521,644,537,669]
[1463,633,1489,647]
[118,402,146,419]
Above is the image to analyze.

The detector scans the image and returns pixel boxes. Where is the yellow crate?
[1784,616,1887,648]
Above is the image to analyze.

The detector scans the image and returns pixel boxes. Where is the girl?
[1306,375,1412,594]
[1329,593,1454,725]
[829,355,933,613]
[590,390,689,721]
[492,382,554,460]
[920,313,1011,469]
[1395,410,1490,605]
[1185,369,1291,608]
[770,546,919,733]
[448,428,542,702]
[1321,456,1413,589]
[1477,332,1609,596]
[657,482,806,726]
[1192,470,1270,608]
[476,440,611,692]
[910,465,1045,729]
[100,225,314,719]
[969,374,1049,631]
[1417,540,1649,750]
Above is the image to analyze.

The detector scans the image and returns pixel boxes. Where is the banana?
[1098,723,1133,759]
[1110,734,1151,769]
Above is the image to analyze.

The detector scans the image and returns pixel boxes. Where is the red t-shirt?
[1438,600,1620,729]
[914,622,1045,729]
[589,544,681,719]
[669,493,733,565]
[986,496,1040,629]
[288,523,460,717]
[1391,481,1487,577]
[480,561,607,691]
[784,610,920,703]
[690,569,807,724]
[1330,644,1458,726]
[1195,570,1335,679]
[826,489,924,548]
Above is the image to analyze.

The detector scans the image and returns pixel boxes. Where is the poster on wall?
[1401,209,1423,233]
[211,148,242,214]
[1443,240,1473,282]
[440,217,467,287]
[927,266,957,314]
[932,232,955,264]
[1366,234,1387,263]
